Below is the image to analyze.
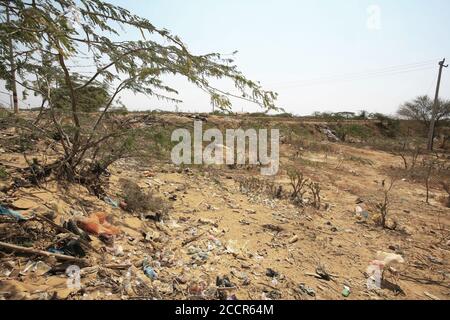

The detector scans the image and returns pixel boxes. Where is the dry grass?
[119,178,169,219]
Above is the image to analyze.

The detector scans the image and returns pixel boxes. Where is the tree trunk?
[6,7,19,114]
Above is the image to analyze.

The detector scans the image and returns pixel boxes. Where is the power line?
[274,64,436,88]
[270,59,437,88]
[271,59,436,86]
[273,64,435,89]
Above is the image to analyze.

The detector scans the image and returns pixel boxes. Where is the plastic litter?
[342,285,351,297]
[64,219,91,242]
[187,280,207,296]
[216,275,234,288]
[289,235,299,244]
[143,266,157,280]
[115,245,124,256]
[47,248,65,255]
[104,196,119,208]
[63,239,86,257]
[77,212,120,237]
[355,205,369,219]
[20,261,52,276]
[375,251,405,266]
[143,258,157,280]
[266,268,279,278]
[298,283,316,297]
[0,205,27,221]
[322,127,340,142]
[47,238,85,257]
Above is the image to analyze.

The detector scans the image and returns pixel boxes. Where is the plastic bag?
[77,212,120,236]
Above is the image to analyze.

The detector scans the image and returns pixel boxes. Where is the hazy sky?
[3,0,450,115]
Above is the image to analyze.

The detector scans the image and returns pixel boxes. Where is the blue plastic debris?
[104,196,118,208]
[143,257,158,280]
[143,265,158,280]
[47,248,65,255]
[0,205,27,221]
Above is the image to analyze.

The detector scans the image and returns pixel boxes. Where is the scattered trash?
[104,196,119,208]
[47,248,65,255]
[366,251,405,290]
[298,283,316,297]
[342,285,351,297]
[187,280,207,296]
[265,290,282,300]
[143,266,157,280]
[0,261,15,277]
[216,275,234,288]
[63,219,91,242]
[145,230,161,242]
[189,247,209,264]
[21,261,52,276]
[0,205,27,221]
[143,258,158,280]
[114,245,124,257]
[321,127,340,142]
[375,251,405,267]
[63,239,86,257]
[266,268,279,278]
[288,235,299,244]
[355,205,369,219]
[77,212,120,237]
[99,233,115,245]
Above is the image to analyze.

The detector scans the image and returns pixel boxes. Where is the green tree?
[398,95,450,131]
[0,0,278,182]
[51,74,110,113]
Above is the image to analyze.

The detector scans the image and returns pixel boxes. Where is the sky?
[2,0,450,115]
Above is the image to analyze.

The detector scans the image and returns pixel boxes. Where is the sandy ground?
[0,117,449,300]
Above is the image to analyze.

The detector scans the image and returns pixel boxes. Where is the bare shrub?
[238,176,283,199]
[391,142,421,171]
[267,181,284,199]
[288,168,309,205]
[308,181,321,209]
[287,168,322,209]
[119,178,169,220]
[238,177,264,194]
[375,179,396,229]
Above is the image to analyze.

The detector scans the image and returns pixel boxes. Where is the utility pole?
[427,58,448,151]
[6,7,19,114]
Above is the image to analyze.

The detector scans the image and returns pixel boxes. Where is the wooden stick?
[102,264,131,270]
[0,241,89,265]
[257,282,279,291]
[182,232,206,247]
